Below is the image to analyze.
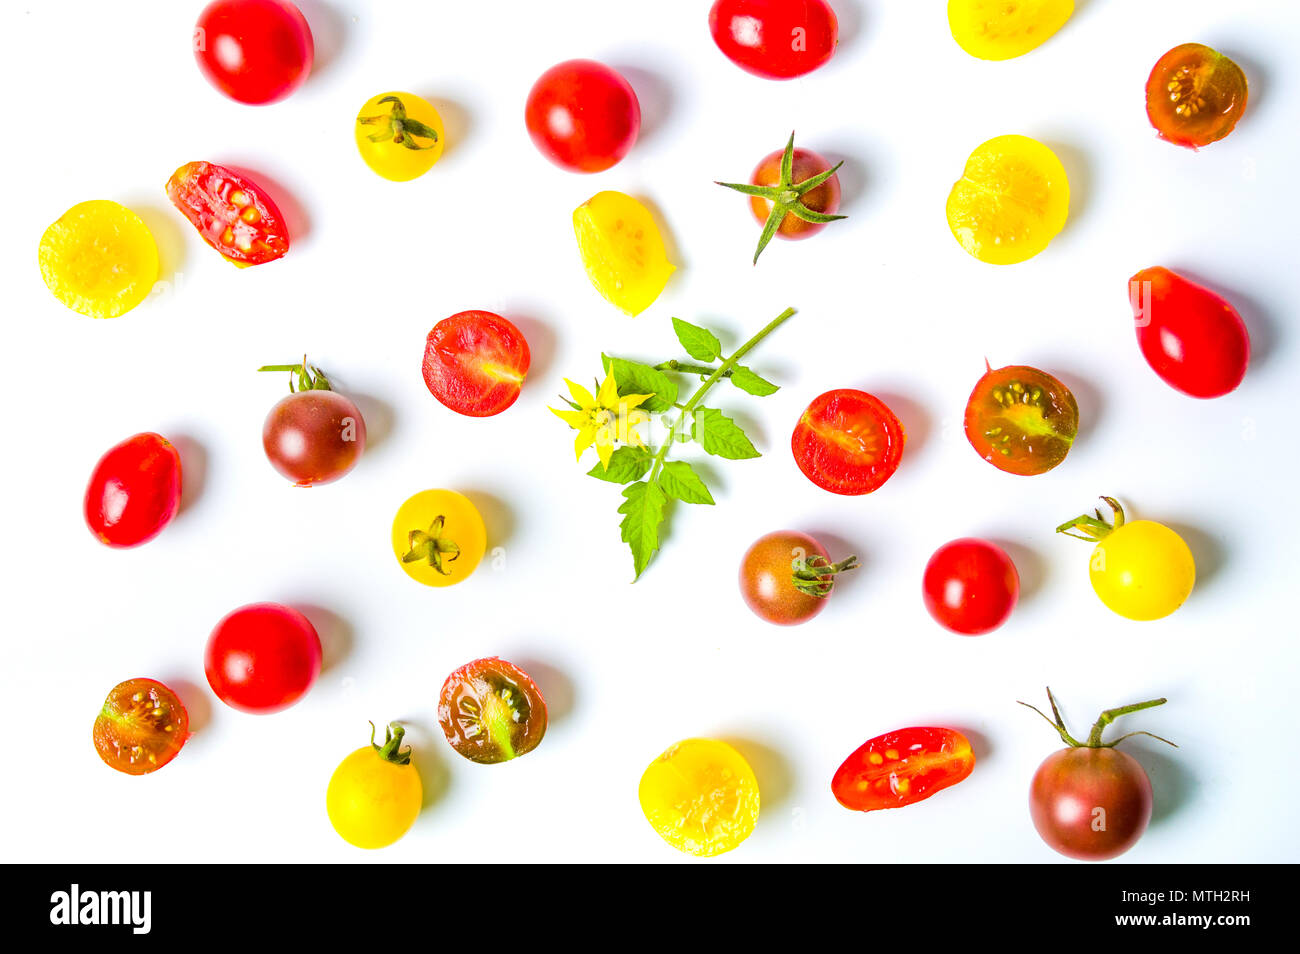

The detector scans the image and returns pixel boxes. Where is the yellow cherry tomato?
[946,134,1069,265]
[391,489,486,587]
[355,92,445,182]
[638,738,760,857]
[1058,497,1196,621]
[326,722,423,849]
[573,191,675,316]
[948,0,1074,61]
[39,200,158,318]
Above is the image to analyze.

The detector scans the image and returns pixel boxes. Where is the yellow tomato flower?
[550,374,653,470]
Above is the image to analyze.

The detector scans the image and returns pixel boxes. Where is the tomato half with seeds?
[85,432,182,548]
[93,678,190,775]
[1146,43,1247,149]
[965,364,1078,475]
[833,727,975,812]
[708,0,839,80]
[438,658,547,764]
[639,738,760,856]
[194,0,314,105]
[166,161,289,266]
[792,389,905,495]
[423,312,531,417]
[525,60,640,173]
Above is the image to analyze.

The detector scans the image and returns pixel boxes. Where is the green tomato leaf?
[729,364,779,396]
[618,479,667,580]
[692,407,760,460]
[658,460,715,505]
[587,445,653,484]
[671,318,722,362]
[601,354,677,413]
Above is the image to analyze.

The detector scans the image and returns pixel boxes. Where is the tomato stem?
[369,721,413,765]
[357,95,439,151]
[1019,687,1178,750]
[258,356,333,393]
[401,514,460,575]
[1056,495,1126,542]
[792,554,860,598]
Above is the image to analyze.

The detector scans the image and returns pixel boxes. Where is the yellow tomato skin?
[1089,520,1195,621]
[638,738,760,857]
[948,0,1074,61]
[573,191,675,316]
[355,92,445,182]
[946,135,1069,265]
[39,200,158,318]
[391,489,486,587]
[326,746,423,849]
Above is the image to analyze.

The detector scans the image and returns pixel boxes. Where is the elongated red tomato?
[194,0,314,105]
[166,161,290,266]
[84,432,182,548]
[709,0,839,79]
[423,311,531,417]
[792,389,905,495]
[833,727,975,812]
[1130,266,1249,398]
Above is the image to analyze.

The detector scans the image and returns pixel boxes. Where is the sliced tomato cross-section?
[422,311,531,417]
[792,388,905,495]
[166,161,290,266]
[832,727,975,812]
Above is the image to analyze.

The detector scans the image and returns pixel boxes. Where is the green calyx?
[1056,495,1125,542]
[258,356,333,393]
[357,95,439,151]
[716,130,847,264]
[1018,687,1178,750]
[369,721,413,765]
[793,554,860,598]
[401,514,461,575]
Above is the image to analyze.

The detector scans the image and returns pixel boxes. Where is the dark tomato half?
[438,657,547,764]
[93,678,191,775]
[1145,43,1247,149]
[964,364,1078,476]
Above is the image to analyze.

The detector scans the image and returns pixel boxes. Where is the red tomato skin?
[524,60,640,173]
[833,727,975,812]
[749,147,841,240]
[922,538,1020,636]
[422,311,532,417]
[1131,267,1250,398]
[84,433,182,548]
[792,389,906,496]
[204,603,321,714]
[1029,747,1153,861]
[709,0,839,79]
[166,161,290,266]
[194,0,314,105]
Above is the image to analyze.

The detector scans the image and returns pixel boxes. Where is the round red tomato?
[1030,746,1152,861]
[739,530,858,625]
[423,311,531,417]
[964,364,1078,476]
[93,678,190,775]
[204,603,321,714]
[438,657,547,763]
[524,60,640,173]
[833,727,975,812]
[922,539,1019,635]
[194,0,314,105]
[709,0,839,79]
[84,432,182,548]
[1130,266,1250,398]
[1145,43,1247,149]
[792,389,905,495]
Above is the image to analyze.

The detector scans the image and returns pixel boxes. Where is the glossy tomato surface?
[84,432,182,548]
[194,0,314,104]
[748,146,842,240]
[204,603,321,713]
[792,389,905,495]
[922,538,1020,635]
[709,0,838,79]
[1145,43,1247,149]
[423,311,531,417]
[833,728,975,811]
[525,60,640,173]
[964,364,1078,475]
[92,678,190,775]
[167,161,290,266]
[437,658,547,763]
[739,530,851,625]
[1130,266,1250,398]
[1030,746,1152,860]
[263,390,366,486]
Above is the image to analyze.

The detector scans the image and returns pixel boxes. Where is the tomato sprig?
[793,553,859,598]
[1055,494,1126,542]
[356,95,440,151]
[400,513,462,576]
[717,132,846,263]
[1018,687,1177,750]
[258,356,335,393]
[369,721,413,765]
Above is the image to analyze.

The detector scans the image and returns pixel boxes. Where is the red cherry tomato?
[437,657,548,763]
[93,678,191,775]
[204,603,321,714]
[833,727,975,812]
[709,0,839,79]
[1130,266,1250,398]
[964,364,1078,476]
[166,161,290,267]
[423,311,532,417]
[524,60,640,173]
[792,389,905,495]
[922,538,1020,635]
[194,0,314,105]
[84,432,182,548]
[1145,43,1247,149]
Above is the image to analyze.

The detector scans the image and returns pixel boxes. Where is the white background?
[1,0,1297,864]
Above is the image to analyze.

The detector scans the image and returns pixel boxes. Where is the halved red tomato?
[792,389,905,495]
[166,161,290,266]
[832,727,975,812]
[422,311,531,417]
[93,678,191,775]
[964,364,1078,476]
[1145,43,1248,149]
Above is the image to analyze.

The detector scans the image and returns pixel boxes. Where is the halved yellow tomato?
[946,135,1069,265]
[638,738,760,857]
[948,0,1074,61]
[39,200,158,318]
[573,191,675,316]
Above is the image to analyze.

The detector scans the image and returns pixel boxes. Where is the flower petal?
[596,373,621,409]
[565,378,596,410]
[550,406,589,429]
[618,392,655,411]
[595,429,616,469]
[573,425,596,461]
